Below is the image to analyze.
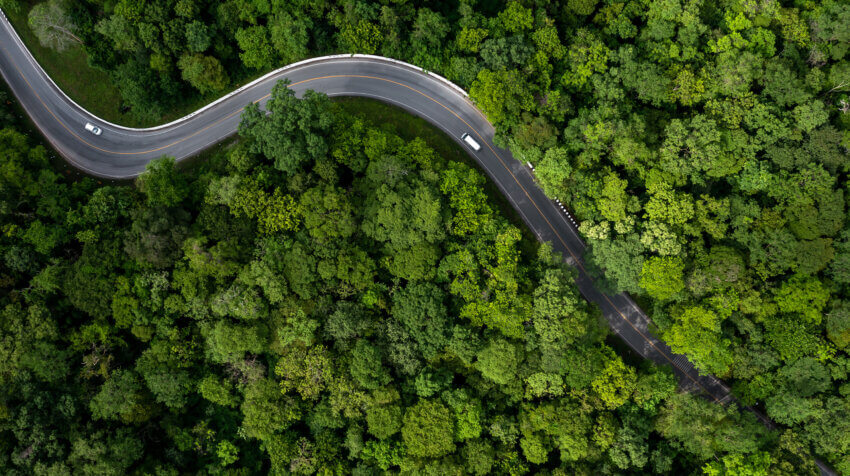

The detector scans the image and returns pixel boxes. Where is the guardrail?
[0,9,840,475]
[525,160,580,228]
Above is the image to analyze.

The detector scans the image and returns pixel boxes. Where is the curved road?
[1,12,837,475]
[0,6,731,404]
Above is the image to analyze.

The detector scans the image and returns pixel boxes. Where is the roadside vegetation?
[2,81,814,475]
[334,97,540,257]
[3,2,125,123]
[0,0,849,472]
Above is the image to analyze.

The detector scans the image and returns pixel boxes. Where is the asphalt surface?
[0,8,732,398]
[0,12,836,475]
[2,14,840,475]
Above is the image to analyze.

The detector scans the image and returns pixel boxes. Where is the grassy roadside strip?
[4,2,273,127]
[4,4,128,124]
[2,8,540,259]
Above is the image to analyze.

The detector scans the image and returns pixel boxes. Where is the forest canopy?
[1,0,849,473]
[1,85,811,474]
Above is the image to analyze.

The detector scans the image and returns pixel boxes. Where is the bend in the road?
[0,6,735,399]
[0,11,838,476]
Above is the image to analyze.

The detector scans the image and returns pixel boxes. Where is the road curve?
[4,12,842,476]
[0,7,731,399]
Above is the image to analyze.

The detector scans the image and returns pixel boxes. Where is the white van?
[84,122,102,135]
[461,133,481,151]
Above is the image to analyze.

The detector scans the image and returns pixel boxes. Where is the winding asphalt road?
[1,12,839,475]
[0,7,732,402]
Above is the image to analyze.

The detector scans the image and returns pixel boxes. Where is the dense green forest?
[2,85,819,474]
[1,0,849,473]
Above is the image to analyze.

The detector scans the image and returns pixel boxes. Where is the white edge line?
[1,6,746,413]
[5,6,593,254]
[0,9,469,133]
[2,6,592,260]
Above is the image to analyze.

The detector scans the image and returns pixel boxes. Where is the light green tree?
[402,400,455,457]
[640,256,685,301]
[177,54,229,94]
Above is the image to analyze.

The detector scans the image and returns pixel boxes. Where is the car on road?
[461,132,481,151]
[84,122,102,135]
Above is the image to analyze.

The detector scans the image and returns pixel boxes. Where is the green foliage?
[827,301,850,349]
[440,162,493,236]
[401,400,455,458]
[703,451,773,476]
[197,374,239,408]
[270,12,311,64]
[204,320,268,363]
[475,338,520,385]
[349,340,391,389]
[216,440,239,466]
[563,30,609,88]
[532,267,589,350]
[773,274,830,325]
[6,0,850,467]
[457,27,489,53]
[470,69,532,125]
[235,26,276,69]
[0,0,22,13]
[241,379,302,441]
[239,82,333,175]
[299,184,356,241]
[66,429,144,476]
[185,21,212,53]
[640,256,685,302]
[177,54,229,94]
[5,94,705,473]
[275,344,333,400]
[366,404,402,440]
[391,282,449,359]
[338,19,381,54]
[89,370,154,424]
[657,393,768,460]
[664,306,734,375]
[498,2,533,33]
[591,357,637,409]
[136,156,188,207]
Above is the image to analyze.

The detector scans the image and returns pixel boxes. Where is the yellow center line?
[362,76,722,403]
[6,51,719,401]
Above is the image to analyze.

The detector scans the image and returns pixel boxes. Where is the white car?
[461,133,481,151]
[84,122,102,135]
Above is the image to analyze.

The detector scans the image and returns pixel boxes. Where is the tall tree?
[28,0,80,52]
